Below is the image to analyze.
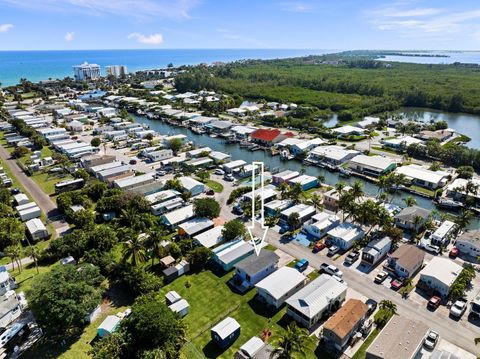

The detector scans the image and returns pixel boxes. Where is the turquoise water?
[0,49,329,86]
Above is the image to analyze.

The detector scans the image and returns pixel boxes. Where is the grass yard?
[160,269,319,359]
[30,171,73,196]
[204,179,224,193]
[351,328,379,359]
[9,261,57,293]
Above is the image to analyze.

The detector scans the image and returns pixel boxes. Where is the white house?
[0,292,22,329]
[430,220,456,246]
[147,149,173,162]
[419,257,462,298]
[280,204,316,224]
[308,145,360,165]
[25,218,49,240]
[395,164,450,189]
[178,176,206,196]
[361,236,392,267]
[332,125,365,137]
[304,212,340,239]
[327,222,365,251]
[455,230,480,257]
[193,226,224,249]
[161,204,195,227]
[349,155,397,177]
[383,136,423,149]
[255,267,306,309]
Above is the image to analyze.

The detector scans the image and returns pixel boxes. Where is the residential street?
[213,174,480,356]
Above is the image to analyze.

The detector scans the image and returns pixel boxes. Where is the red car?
[390,278,404,290]
[427,296,441,310]
[313,241,326,253]
[449,247,459,258]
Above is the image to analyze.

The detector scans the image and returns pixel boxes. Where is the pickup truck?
[319,263,343,278]
[450,298,468,318]
[344,250,360,265]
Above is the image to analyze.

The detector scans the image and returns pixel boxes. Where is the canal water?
[134,114,480,228]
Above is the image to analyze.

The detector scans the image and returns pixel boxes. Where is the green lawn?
[351,328,379,359]
[204,179,224,193]
[30,171,73,196]
[409,185,435,197]
[160,270,319,359]
[9,261,57,293]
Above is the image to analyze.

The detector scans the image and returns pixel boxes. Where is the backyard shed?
[97,315,121,338]
[168,298,189,317]
[165,290,182,305]
[211,317,241,348]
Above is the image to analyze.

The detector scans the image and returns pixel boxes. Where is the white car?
[320,263,343,278]
[450,299,468,318]
[214,168,225,175]
[422,243,440,254]
[423,330,439,350]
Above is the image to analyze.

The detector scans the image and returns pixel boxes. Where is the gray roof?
[0,295,20,319]
[235,251,279,277]
[456,230,480,245]
[218,242,254,265]
[430,349,461,359]
[394,206,430,222]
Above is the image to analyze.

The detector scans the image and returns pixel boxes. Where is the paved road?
[213,175,480,356]
[0,144,64,236]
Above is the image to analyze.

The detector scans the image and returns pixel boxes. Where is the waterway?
[134,114,480,229]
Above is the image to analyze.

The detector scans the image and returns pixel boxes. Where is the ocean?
[0,49,329,87]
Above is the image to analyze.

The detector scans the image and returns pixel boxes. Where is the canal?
[134,115,480,229]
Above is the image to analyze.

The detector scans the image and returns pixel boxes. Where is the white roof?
[178,176,204,191]
[281,203,316,219]
[431,220,456,241]
[194,226,224,248]
[168,298,189,313]
[309,212,340,231]
[293,138,325,150]
[273,170,299,181]
[98,315,121,333]
[211,317,240,340]
[230,125,257,135]
[255,267,305,300]
[162,204,194,226]
[25,218,47,234]
[187,147,212,156]
[223,159,246,170]
[286,274,347,318]
[420,257,462,287]
[178,218,213,236]
[239,337,265,357]
[447,177,480,199]
[311,145,359,162]
[113,173,155,188]
[332,125,365,135]
[244,188,277,202]
[209,151,231,161]
[278,138,304,147]
[327,222,364,242]
[165,290,182,304]
[349,155,396,171]
[145,189,180,204]
[383,135,423,147]
[0,272,11,283]
[288,174,317,186]
[396,164,449,185]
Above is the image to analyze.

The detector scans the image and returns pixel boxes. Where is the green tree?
[27,264,104,335]
[90,332,127,359]
[168,138,183,154]
[196,170,210,183]
[287,212,301,230]
[122,233,147,267]
[91,137,101,147]
[456,165,474,179]
[271,322,309,359]
[11,146,29,159]
[193,197,220,219]
[222,219,246,241]
[403,195,417,207]
[188,247,212,269]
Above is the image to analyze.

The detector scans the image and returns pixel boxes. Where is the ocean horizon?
[0,49,331,87]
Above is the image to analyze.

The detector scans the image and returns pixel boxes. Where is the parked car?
[365,299,378,316]
[9,188,20,195]
[224,174,234,181]
[129,159,137,165]
[344,250,360,265]
[319,263,343,278]
[156,170,167,176]
[449,247,459,258]
[232,204,244,215]
[214,168,225,175]
[390,278,404,290]
[332,275,346,284]
[294,259,309,272]
[422,243,440,254]
[313,241,326,253]
[279,226,290,235]
[423,330,439,350]
[374,271,388,284]
[206,189,215,196]
[427,296,441,311]
[327,245,340,257]
[450,298,468,318]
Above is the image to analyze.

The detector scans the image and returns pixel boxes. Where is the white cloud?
[278,1,314,13]
[1,0,199,19]
[128,32,163,45]
[215,28,262,46]
[0,23,13,33]
[64,31,74,42]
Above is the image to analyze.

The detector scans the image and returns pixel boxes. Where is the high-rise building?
[105,65,128,78]
[73,62,101,81]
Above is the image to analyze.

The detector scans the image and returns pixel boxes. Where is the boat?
[191,127,206,134]
[209,133,218,138]
[239,141,250,148]
[280,150,294,160]
[436,198,464,210]
[338,167,352,177]
[250,145,261,151]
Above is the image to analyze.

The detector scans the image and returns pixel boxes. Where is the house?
[168,299,189,317]
[446,177,480,203]
[243,188,277,204]
[255,266,306,309]
[394,206,431,231]
[211,317,241,348]
[304,212,340,239]
[81,154,116,171]
[280,204,316,224]
[97,315,121,338]
[16,202,41,222]
[97,164,132,182]
[430,220,456,246]
[387,245,425,278]
[455,230,480,257]
[0,292,22,329]
[365,315,428,359]
[178,176,206,196]
[322,186,351,211]
[147,149,173,162]
[0,272,16,296]
[25,218,49,240]
[272,170,299,185]
[417,129,454,142]
[357,116,380,129]
[361,236,392,267]
[235,336,275,359]
[161,204,195,227]
[382,136,423,149]
[348,155,397,177]
[327,222,365,251]
[287,175,318,191]
[66,120,84,132]
[212,239,255,271]
[231,251,280,292]
[145,189,180,205]
[286,274,347,328]
[264,200,292,217]
[308,145,360,165]
[113,173,156,191]
[332,125,365,137]
[209,151,231,163]
[223,160,247,174]
[250,129,293,147]
[395,164,450,189]
[322,299,368,351]
[185,157,214,169]
[178,218,214,238]
[13,193,29,206]
[186,147,212,158]
[418,257,462,298]
[290,138,325,156]
[230,125,257,140]
[193,226,224,248]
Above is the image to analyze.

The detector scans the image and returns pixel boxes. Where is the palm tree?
[26,246,40,274]
[278,182,289,200]
[307,193,324,211]
[403,196,417,207]
[145,229,167,267]
[5,245,22,273]
[379,300,397,314]
[454,209,473,235]
[366,130,375,152]
[413,215,425,237]
[122,234,147,267]
[271,322,309,359]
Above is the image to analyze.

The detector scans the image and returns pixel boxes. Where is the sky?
[1,0,480,50]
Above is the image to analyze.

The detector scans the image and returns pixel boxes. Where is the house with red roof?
[250,129,294,147]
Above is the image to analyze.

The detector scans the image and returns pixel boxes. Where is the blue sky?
[1,0,480,50]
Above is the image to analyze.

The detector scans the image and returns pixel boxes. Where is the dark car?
[129,159,137,165]
[313,241,326,253]
[206,189,215,196]
[232,204,244,215]
[427,296,441,310]
[279,226,290,235]
[365,299,378,316]
[9,188,20,195]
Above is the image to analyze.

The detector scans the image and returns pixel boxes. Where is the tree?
[307,193,323,211]
[27,264,104,335]
[379,300,397,314]
[188,247,212,269]
[145,230,168,267]
[122,233,147,267]
[271,322,309,359]
[4,245,22,273]
[222,219,246,241]
[456,165,474,179]
[287,183,304,203]
[11,146,29,159]
[168,138,183,154]
[287,212,301,230]
[403,196,417,207]
[26,245,41,274]
[454,209,473,235]
[193,198,220,219]
[90,332,127,359]
[91,137,101,147]
[196,170,210,183]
